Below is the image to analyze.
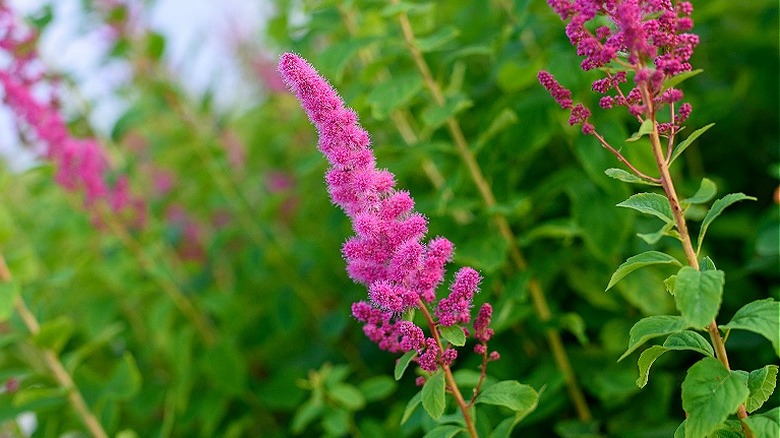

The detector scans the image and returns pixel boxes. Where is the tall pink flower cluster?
[0,6,138,217]
[278,52,496,372]
[540,0,698,135]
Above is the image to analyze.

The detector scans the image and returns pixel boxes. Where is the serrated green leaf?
[395,350,417,380]
[681,358,749,438]
[661,69,703,92]
[617,192,674,224]
[329,383,365,411]
[743,407,780,438]
[637,222,676,245]
[604,168,661,186]
[636,331,714,388]
[438,324,466,347]
[607,251,682,291]
[670,123,715,164]
[0,280,19,322]
[684,178,717,206]
[746,365,778,413]
[401,391,422,425]
[619,315,689,361]
[421,370,446,419]
[423,425,464,438]
[697,192,757,254]
[626,119,655,142]
[721,299,780,357]
[415,26,460,52]
[475,380,538,415]
[673,266,724,329]
[366,74,423,120]
[699,256,717,272]
[636,345,668,388]
[33,316,75,354]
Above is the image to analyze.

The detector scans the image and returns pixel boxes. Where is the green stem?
[392,1,592,422]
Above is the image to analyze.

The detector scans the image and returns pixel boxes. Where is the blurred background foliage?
[0,0,777,436]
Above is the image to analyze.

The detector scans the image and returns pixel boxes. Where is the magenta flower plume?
[0,6,141,219]
[278,52,492,371]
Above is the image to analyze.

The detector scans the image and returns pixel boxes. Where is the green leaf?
[366,74,424,120]
[381,1,434,16]
[626,119,655,142]
[619,315,689,361]
[604,168,661,186]
[453,232,509,273]
[0,280,19,322]
[358,375,396,402]
[661,69,703,92]
[33,316,75,354]
[721,299,780,357]
[637,222,677,245]
[395,351,417,380]
[670,123,715,165]
[329,383,365,411]
[606,251,682,291]
[673,266,725,329]
[474,108,518,153]
[475,380,538,417]
[421,94,473,129]
[401,391,422,425]
[617,192,674,224]
[681,358,749,438]
[635,331,714,388]
[201,341,247,396]
[697,193,757,252]
[145,31,165,61]
[291,397,323,434]
[438,325,466,347]
[103,352,142,401]
[423,425,464,438]
[12,387,68,410]
[743,407,780,438]
[317,39,370,82]
[683,178,717,206]
[422,370,446,419]
[746,365,778,413]
[636,345,668,388]
[415,26,460,52]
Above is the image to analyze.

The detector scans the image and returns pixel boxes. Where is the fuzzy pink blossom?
[278,52,495,372]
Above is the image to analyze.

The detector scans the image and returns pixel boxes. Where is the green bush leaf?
[0,280,19,322]
[366,74,423,120]
[619,315,689,361]
[103,352,142,401]
[604,168,661,186]
[395,350,417,380]
[721,299,780,357]
[422,370,446,419]
[670,123,715,165]
[746,365,778,413]
[33,316,75,354]
[358,375,396,402]
[415,26,460,52]
[673,266,724,329]
[743,407,780,438]
[681,358,749,438]
[661,69,703,92]
[637,222,676,245]
[626,119,655,142]
[421,94,472,129]
[329,382,366,411]
[606,251,681,291]
[439,324,466,347]
[317,39,371,82]
[617,192,674,224]
[475,380,538,417]
[291,397,323,434]
[683,178,717,206]
[697,193,757,252]
[401,391,422,425]
[423,425,464,438]
[636,331,714,388]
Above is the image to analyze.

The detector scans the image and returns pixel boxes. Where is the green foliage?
[0,0,776,436]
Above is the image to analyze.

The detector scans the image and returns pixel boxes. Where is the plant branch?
[393,2,592,421]
[0,253,109,438]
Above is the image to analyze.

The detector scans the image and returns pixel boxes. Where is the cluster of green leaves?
[0,0,777,437]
